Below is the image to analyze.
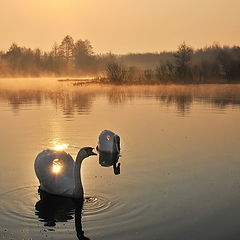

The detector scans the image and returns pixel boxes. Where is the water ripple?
[0,186,38,228]
[0,185,149,239]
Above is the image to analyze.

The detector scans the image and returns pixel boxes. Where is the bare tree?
[51,42,59,57]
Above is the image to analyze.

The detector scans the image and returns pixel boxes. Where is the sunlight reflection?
[53,144,69,151]
[52,159,63,174]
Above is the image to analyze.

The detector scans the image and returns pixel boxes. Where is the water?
[0,79,240,240]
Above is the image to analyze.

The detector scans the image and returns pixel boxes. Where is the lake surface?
[0,78,240,240]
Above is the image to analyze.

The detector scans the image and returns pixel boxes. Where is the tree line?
[106,42,240,84]
[0,35,100,76]
[0,36,240,84]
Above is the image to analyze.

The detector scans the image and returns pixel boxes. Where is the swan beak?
[91,149,97,156]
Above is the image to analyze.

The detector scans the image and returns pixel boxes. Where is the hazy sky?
[1,0,240,54]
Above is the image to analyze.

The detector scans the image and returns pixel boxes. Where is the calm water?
[0,79,240,240]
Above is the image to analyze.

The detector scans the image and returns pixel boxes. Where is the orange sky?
[1,0,240,54]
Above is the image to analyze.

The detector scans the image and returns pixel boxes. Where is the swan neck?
[73,153,86,198]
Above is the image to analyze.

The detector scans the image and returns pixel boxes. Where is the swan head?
[78,147,97,158]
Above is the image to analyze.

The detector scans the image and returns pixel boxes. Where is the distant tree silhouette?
[217,48,240,82]
[74,40,93,57]
[74,39,95,72]
[59,35,75,61]
[155,62,175,83]
[5,43,22,71]
[106,62,127,83]
[174,42,193,81]
[144,69,154,82]
[51,42,59,57]
[0,37,240,83]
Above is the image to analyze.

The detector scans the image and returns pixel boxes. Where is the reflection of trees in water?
[156,94,193,114]
[107,87,135,105]
[176,96,192,114]
[106,85,240,114]
[2,90,42,111]
[108,89,126,104]
[47,91,95,118]
[0,84,240,115]
[200,98,240,109]
[196,86,240,109]
[154,84,240,114]
[0,89,95,116]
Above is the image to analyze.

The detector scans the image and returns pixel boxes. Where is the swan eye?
[106,135,111,141]
[52,159,63,174]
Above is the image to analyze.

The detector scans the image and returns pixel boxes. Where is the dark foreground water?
[0,79,240,240]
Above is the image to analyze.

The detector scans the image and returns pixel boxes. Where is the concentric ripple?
[0,185,145,240]
[0,185,39,228]
[0,186,121,228]
[83,194,114,217]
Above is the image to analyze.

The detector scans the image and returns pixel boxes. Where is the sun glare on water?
[53,144,69,151]
[52,159,63,174]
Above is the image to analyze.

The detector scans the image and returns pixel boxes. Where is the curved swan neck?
[76,150,88,161]
[73,151,87,198]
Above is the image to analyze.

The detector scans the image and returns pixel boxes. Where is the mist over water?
[0,79,240,240]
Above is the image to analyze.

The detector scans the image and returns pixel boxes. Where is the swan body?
[97,130,120,153]
[34,147,96,198]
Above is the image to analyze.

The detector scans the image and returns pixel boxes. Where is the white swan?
[34,147,97,198]
[97,130,120,153]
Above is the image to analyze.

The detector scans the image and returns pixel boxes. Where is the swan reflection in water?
[98,151,121,175]
[35,189,90,240]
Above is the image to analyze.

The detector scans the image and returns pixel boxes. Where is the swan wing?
[98,130,120,153]
[98,130,115,152]
[34,149,75,196]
